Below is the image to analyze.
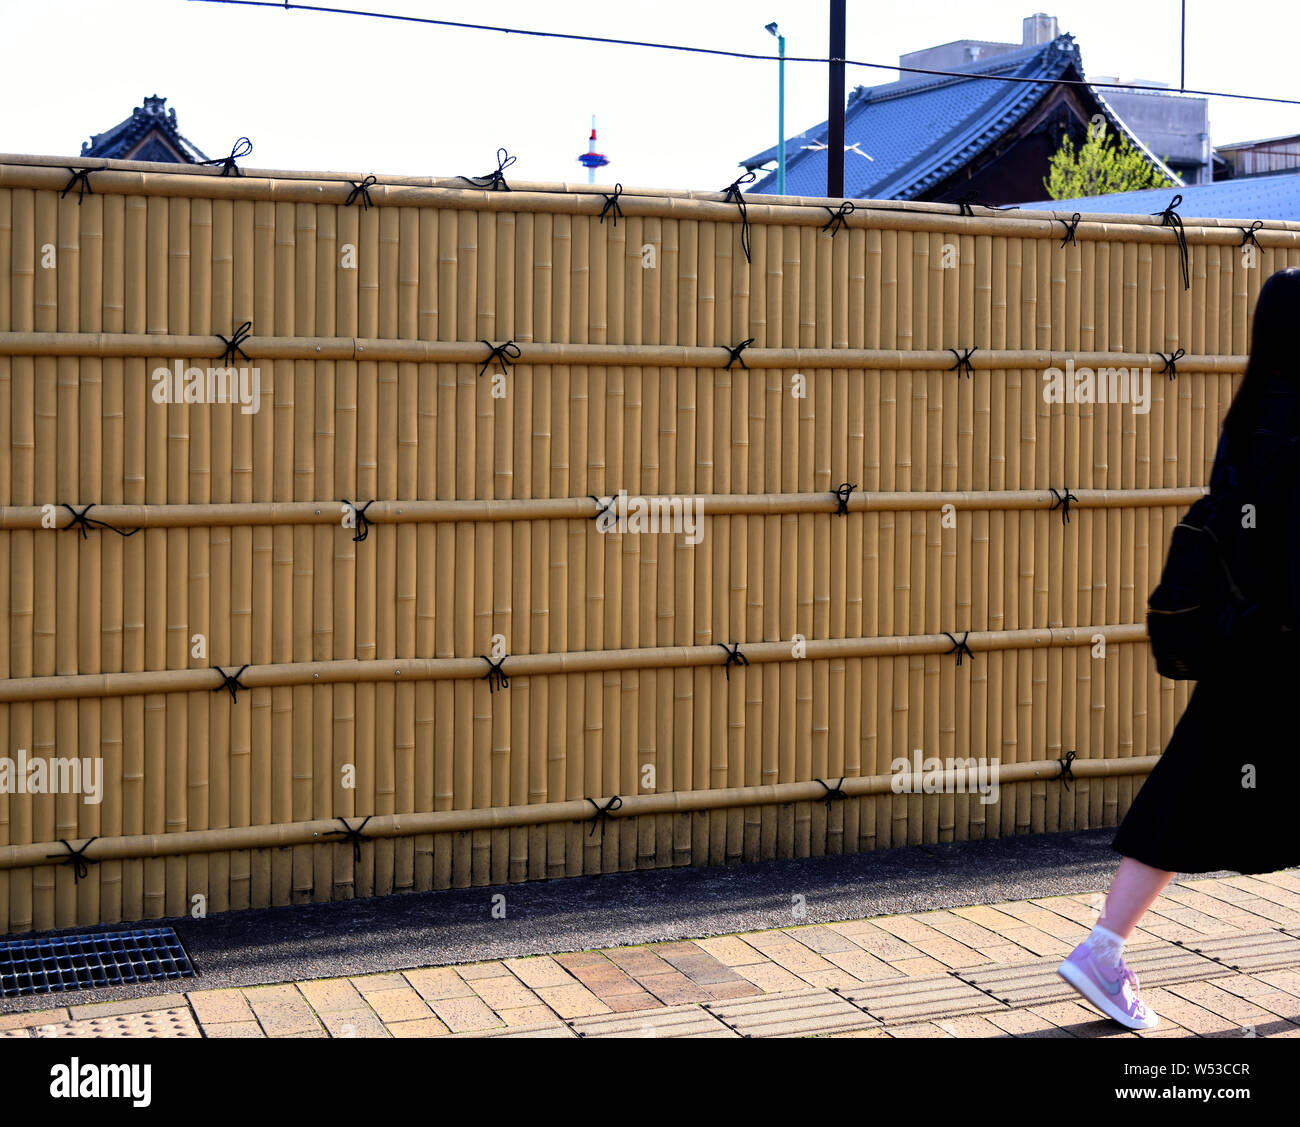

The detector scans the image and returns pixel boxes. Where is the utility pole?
[766,23,787,194]
[828,0,846,198]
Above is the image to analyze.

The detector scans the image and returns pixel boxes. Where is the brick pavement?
[4,872,1300,1039]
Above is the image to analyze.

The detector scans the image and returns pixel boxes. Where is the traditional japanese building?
[80,95,208,163]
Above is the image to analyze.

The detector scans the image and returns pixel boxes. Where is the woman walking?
[1058,267,1300,1030]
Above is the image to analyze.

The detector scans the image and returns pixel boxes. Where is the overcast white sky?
[2,0,1298,191]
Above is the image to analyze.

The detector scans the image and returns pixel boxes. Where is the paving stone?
[403,966,477,1001]
[502,956,576,989]
[705,987,878,1038]
[635,971,712,1005]
[499,1005,565,1027]
[364,987,435,1023]
[533,983,611,1019]
[319,1008,390,1038]
[348,972,409,994]
[692,935,766,966]
[35,1007,200,1038]
[780,925,862,955]
[449,1021,576,1038]
[732,962,809,993]
[839,972,1007,1025]
[243,984,322,1036]
[296,978,366,1016]
[67,993,190,1020]
[189,988,258,1025]
[427,995,504,1032]
[569,1003,738,1038]
[1180,929,1300,974]
[603,947,677,977]
[385,1017,452,1038]
[201,1021,266,1038]
[0,1008,69,1031]
[656,950,746,986]
[469,976,545,1012]
[456,961,510,981]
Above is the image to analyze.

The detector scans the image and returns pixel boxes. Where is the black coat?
[1113,371,1300,874]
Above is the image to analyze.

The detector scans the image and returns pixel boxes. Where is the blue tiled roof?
[742,34,1174,201]
[81,95,208,163]
[1015,171,1300,222]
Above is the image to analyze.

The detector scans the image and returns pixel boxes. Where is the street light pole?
[766,22,786,195]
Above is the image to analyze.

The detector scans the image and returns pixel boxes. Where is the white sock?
[1089,922,1126,969]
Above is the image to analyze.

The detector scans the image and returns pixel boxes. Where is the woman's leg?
[1098,856,1175,938]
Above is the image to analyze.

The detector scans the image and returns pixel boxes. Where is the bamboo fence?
[0,152,1293,931]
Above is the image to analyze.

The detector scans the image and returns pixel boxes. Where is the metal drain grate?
[0,928,196,998]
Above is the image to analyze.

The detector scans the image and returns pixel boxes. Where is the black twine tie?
[721,338,755,371]
[212,664,250,703]
[480,339,521,379]
[590,494,618,522]
[1239,220,1264,249]
[482,654,509,693]
[1048,486,1079,525]
[721,171,756,264]
[343,499,375,542]
[46,838,98,883]
[952,190,1019,216]
[718,641,749,680]
[821,201,856,237]
[62,503,140,539]
[1058,212,1082,248]
[942,630,974,667]
[1057,749,1077,792]
[600,184,624,226]
[586,795,624,838]
[324,815,373,863]
[948,347,977,378]
[216,321,253,365]
[344,175,378,210]
[815,777,848,807]
[832,482,855,516]
[61,167,94,205]
[460,148,516,191]
[1157,348,1185,381]
[199,137,252,177]
[1153,195,1190,291]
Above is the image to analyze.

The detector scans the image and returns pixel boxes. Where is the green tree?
[1043,125,1174,198]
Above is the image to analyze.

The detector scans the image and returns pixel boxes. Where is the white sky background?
[1,0,1298,191]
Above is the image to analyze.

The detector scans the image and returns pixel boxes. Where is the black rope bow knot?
[1157,348,1185,381]
[586,795,624,838]
[61,167,94,205]
[1057,749,1077,792]
[1058,212,1082,248]
[1153,194,1190,291]
[482,654,509,693]
[216,321,253,365]
[942,630,974,667]
[599,183,624,226]
[212,664,250,703]
[815,777,848,807]
[61,503,140,539]
[718,642,749,680]
[479,339,521,379]
[343,499,375,542]
[721,171,756,264]
[199,137,253,177]
[1048,486,1079,525]
[46,837,98,883]
[460,148,516,191]
[324,815,373,863]
[948,347,977,378]
[832,482,855,516]
[721,338,755,371]
[344,175,378,210]
[821,201,855,237]
[1239,220,1264,250]
[590,493,617,523]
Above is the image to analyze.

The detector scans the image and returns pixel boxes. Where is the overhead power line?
[189,0,1300,109]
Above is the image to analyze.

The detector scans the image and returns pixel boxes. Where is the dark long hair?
[1221,267,1300,455]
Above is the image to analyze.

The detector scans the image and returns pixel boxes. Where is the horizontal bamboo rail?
[3,159,1297,243]
[0,487,1207,531]
[0,624,1151,704]
[0,755,1160,872]
[0,331,1251,373]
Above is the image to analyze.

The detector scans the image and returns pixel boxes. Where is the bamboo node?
[344,175,378,211]
[941,631,975,667]
[718,641,750,680]
[585,795,624,838]
[1157,349,1186,380]
[62,502,140,540]
[599,184,624,226]
[832,482,856,516]
[61,167,94,205]
[1048,487,1080,526]
[479,339,521,379]
[212,664,250,703]
[45,838,98,883]
[481,654,510,693]
[322,816,373,862]
[1057,750,1078,792]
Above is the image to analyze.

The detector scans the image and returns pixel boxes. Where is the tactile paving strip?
[1178,929,1300,974]
[570,1004,738,1039]
[838,973,1008,1024]
[0,927,195,998]
[704,988,878,1038]
[25,1007,199,1039]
